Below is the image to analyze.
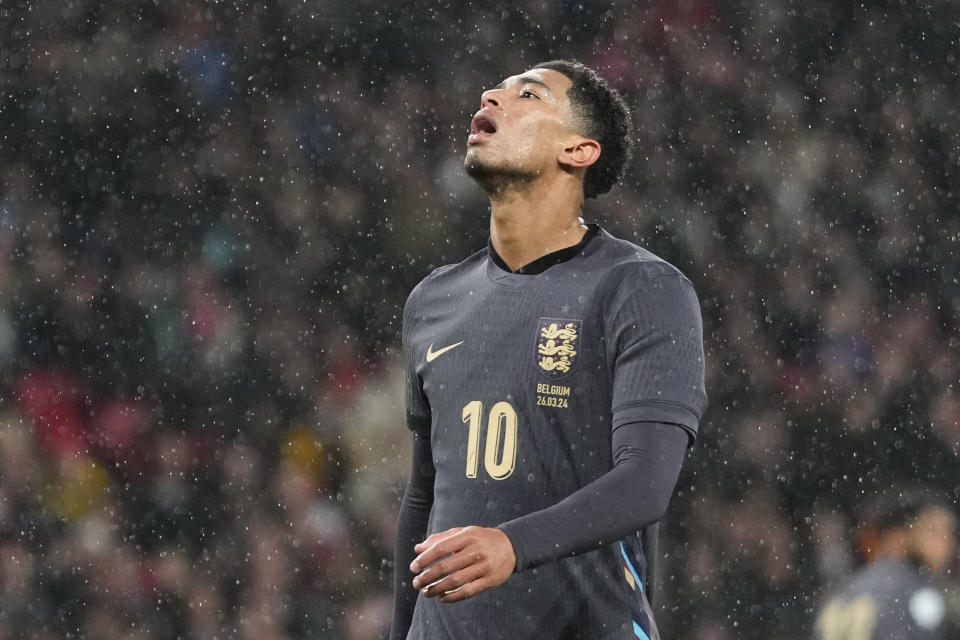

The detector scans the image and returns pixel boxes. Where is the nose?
[480,89,500,108]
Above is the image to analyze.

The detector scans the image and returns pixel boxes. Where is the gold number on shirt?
[462,401,482,478]
[461,400,518,480]
[816,596,877,640]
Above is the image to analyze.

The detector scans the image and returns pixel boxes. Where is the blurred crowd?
[1,0,958,638]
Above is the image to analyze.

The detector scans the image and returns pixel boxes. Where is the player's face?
[908,506,957,572]
[464,68,577,183]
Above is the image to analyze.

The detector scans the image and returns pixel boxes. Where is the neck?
[488,178,587,272]
[876,535,908,562]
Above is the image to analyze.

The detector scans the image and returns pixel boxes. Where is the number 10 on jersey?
[462,401,518,480]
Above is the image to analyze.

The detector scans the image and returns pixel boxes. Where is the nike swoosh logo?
[426,341,464,362]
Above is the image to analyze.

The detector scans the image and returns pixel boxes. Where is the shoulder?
[590,228,693,288]
[844,561,948,633]
[834,560,929,603]
[404,247,487,313]
[588,229,699,319]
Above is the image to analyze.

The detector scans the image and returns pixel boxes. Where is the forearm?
[497,421,688,572]
[390,433,435,640]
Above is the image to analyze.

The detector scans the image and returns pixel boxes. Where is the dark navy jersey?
[814,559,948,640]
[401,225,707,639]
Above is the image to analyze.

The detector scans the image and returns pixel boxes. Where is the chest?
[411,284,611,419]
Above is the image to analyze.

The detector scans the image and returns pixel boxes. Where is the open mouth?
[469,113,497,137]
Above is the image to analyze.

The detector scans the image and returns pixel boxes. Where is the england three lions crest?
[536,318,581,378]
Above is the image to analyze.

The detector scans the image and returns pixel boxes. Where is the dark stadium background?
[1,1,958,638]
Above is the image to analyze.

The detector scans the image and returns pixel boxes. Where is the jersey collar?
[487,224,600,276]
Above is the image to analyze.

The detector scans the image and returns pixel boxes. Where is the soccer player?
[814,487,958,640]
[390,60,708,640]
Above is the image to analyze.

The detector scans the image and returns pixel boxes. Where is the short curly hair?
[534,60,633,199]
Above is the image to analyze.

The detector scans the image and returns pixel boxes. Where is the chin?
[464,146,488,169]
[464,153,535,194]
[464,154,498,182]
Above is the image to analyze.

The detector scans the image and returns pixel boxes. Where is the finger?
[418,527,463,549]
[421,562,487,599]
[411,532,468,573]
[439,575,490,603]
[412,549,480,590]
[413,527,462,554]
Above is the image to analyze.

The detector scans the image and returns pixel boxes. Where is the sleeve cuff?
[496,521,527,574]
[612,400,700,443]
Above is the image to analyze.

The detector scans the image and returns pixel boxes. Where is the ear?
[558,136,601,169]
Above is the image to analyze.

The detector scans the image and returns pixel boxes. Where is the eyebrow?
[492,75,552,93]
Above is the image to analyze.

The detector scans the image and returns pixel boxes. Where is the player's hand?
[409,526,516,603]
